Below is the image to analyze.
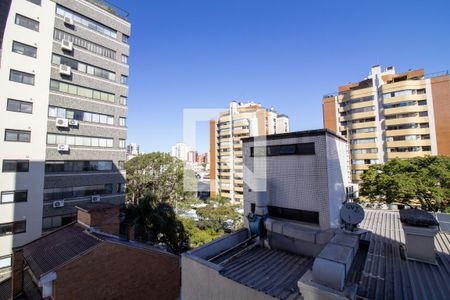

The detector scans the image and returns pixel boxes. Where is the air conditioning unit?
[59,64,71,76]
[56,118,69,127]
[68,119,78,126]
[63,16,74,26]
[53,200,65,208]
[61,39,73,51]
[91,195,101,203]
[57,144,70,152]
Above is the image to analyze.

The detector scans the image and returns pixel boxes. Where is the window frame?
[9,69,35,85]
[12,41,37,58]
[7,99,33,114]
[4,129,31,143]
[0,221,26,236]
[15,14,39,31]
[1,190,28,204]
[2,160,30,173]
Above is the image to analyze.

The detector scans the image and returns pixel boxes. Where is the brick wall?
[77,205,120,236]
[53,242,180,300]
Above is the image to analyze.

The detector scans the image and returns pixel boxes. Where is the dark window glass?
[12,41,37,58]
[7,99,33,114]
[4,130,30,142]
[418,100,427,106]
[2,160,29,173]
[26,0,41,5]
[45,160,113,173]
[15,14,39,31]
[122,34,129,44]
[1,191,27,204]
[9,70,35,85]
[0,221,26,236]
[266,205,319,224]
[251,143,315,157]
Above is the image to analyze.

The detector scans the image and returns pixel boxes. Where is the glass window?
[4,130,30,142]
[99,115,107,124]
[12,41,37,58]
[119,117,126,127]
[49,80,114,103]
[92,114,100,123]
[2,160,29,172]
[83,112,92,122]
[0,256,12,269]
[119,96,127,105]
[1,191,27,204]
[119,139,126,148]
[106,139,113,148]
[120,75,128,85]
[15,14,39,31]
[9,70,35,85]
[107,116,114,125]
[7,99,32,114]
[26,0,42,5]
[122,34,129,44]
[47,134,56,144]
[121,55,128,64]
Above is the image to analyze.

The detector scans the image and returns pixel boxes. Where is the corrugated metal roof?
[357,209,450,300]
[23,224,101,277]
[219,246,313,300]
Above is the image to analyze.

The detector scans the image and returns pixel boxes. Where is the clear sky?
[110,0,450,153]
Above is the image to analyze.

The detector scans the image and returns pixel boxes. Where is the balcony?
[383,104,428,116]
[387,151,432,160]
[386,140,431,148]
[85,0,130,21]
[385,128,430,136]
[385,116,428,126]
[383,94,426,105]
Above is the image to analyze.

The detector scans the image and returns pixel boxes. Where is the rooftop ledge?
[84,0,130,21]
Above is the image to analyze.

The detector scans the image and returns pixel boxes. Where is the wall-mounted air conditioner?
[53,200,65,208]
[91,195,101,203]
[57,144,70,152]
[59,64,71,76]
[64,16,74,26]
[68,119,78,126]
[56,118,69,127]
[61,39,73,51]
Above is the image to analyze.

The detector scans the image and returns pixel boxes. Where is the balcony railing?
[84,0,129,21]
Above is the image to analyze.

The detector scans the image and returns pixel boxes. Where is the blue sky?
[111,0,450,153]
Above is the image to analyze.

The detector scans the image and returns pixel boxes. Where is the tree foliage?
[125,152,195,205]
[360,156,450,211]
[124,195,189,254]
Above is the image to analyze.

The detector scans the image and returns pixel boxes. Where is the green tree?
[125,152,195,205]
[124,195,189,254]
[180,218,224,248]
[196,205,241,231]
[360,156,450,212]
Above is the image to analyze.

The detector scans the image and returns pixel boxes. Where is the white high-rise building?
[171,143,191,161]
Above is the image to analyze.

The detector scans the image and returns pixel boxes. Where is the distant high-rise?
[127,143,140,160]
[323,65,450,183]
[171,143,191,161]
[210,101,289,204]
[0,0,130,273]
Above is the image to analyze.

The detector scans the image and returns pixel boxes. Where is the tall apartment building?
[0,0,130,273]
[323,65,450,183]
[171,142,191,161]
[210,101,289,204]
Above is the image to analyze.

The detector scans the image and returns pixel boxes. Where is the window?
[119,96,127,105]
[1,191,27,204]
[0,221,26,236]
[418,100,427,106]
[122,34,129,44]
[0,255,12,269]
[7,99,32,114]
[2,160,29,172]
[45,160,113,173]
[351,138,376,144]
[26,0,41,5]
[50,80,115,103]
[44,184,114,201]
[54,29,116,59]
[351,148,378,154]
[350,127,376,134]
[119,139,126,149]
[120,75,128,85]
[56,5,117,38]
[5,129,31,142]
[250,204,319,225]
[9,70,35,85]
[53,54,118,81]
[121,54,128,64]
[352,159,379,165]
[119,117,126,127]
[12,41,37,58]
[47,134,113,148]
[15,14,39,31]
[48,106,114,125]
[251,143,315,157]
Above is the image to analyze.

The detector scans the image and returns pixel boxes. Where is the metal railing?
[84,0,130,21]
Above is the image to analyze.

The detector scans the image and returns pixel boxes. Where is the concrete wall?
[243,132,347,229]
[0,0,55,258]
[54,242,180,300]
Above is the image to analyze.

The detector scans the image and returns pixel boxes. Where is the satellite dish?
[340,203,365,230]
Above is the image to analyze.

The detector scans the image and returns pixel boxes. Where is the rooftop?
[84,0,129,21]
[241,128,347,143]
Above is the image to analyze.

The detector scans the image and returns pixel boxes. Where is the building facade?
[170,142,191,161]
[0,0,130,274]
[323,65,450,183]
[210,101,289,204]
[127,143,139,160]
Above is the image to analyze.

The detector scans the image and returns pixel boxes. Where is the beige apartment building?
[323,65,450,183]
[210,101,289,204]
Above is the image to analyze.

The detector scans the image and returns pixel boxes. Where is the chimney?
[11,249,24,298]
[76,203,120,236]
[399,209,439,264]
